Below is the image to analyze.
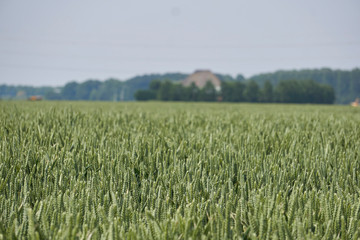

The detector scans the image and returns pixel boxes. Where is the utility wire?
[1,36,360,49]
[0,63,134,73]
[1,50,359,62]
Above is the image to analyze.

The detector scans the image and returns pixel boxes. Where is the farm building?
[351,98,359,107]
[28,95,43,101]
[182,70,221,91]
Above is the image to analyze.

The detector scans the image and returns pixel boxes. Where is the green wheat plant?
[0,101,359,239]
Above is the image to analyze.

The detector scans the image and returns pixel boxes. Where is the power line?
[1,50,359,63]
[0,63,131,73]
[1,36,360,49]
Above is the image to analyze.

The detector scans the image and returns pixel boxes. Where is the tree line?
[0,73,188,101]
[45,73,189,101]
[1,68,356,103]
[250,68,360,104]
[135,79,335,104]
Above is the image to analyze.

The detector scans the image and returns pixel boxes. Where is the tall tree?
[149,80,162,91]
[236,74,245,82]
[199,81,217,101]
[158,80,173,101]
[249,68,360,104]
[260,80,273,102]
[170,84,185,101]
[62,82,78,100]
[75,80,101,100]
[187,82,200,101]
[275,80,302,103]
[320,85,335,104]
[134,90,156,101]
[220,81,233,102]
[244,80,260,102]
[231,82,246,102]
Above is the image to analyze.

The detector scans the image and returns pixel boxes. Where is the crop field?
[0,101,360,239]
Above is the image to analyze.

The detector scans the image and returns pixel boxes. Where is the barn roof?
[182,70,221,90]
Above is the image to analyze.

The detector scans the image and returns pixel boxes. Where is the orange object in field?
[351,98,359,107]
[28,96,43,101]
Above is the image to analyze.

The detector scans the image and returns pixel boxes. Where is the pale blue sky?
[0,0,359,86]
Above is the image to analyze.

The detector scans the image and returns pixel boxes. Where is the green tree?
[221,81,245,102]
[231,82,246,102]
[170,84,185,101]
[220,81,232,102]
[260,80,273,102]
[44,90,62,100]
[186,82,200,101]
[134,90,156,101]
[244,80,260,102]
[76,80,101,100]
[275,80,302,103]
[158,80,173,101]
[62,82,78,100]
[94,79,123,101]
[236,74,245,82]
[249,68,359,104]
[149,80,162,91]
[321,84,335,104]
[274,79,335,104]
[199,81,217,101]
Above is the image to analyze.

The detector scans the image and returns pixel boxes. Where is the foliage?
[0,73,188,101]
[135,80,218,102]
[215,73,244,82]
[199,81,217,102]
[244,80,260,102]
[0,101,359,239]
[136,79,335,104]
[260,80,273,102]
[250,68,360,104]
[0,85,55,100]
[134,90,157,101]
[62,81,79,100]
[274,80,335,104]
[0,68,357,103]
[221,81,246,102]
[121,73,189,101]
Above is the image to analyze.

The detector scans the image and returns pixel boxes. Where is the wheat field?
[0,101,359,239]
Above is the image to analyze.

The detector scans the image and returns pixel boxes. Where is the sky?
[0,0,359,86]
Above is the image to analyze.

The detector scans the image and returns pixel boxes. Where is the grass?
[0,101,359,239]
